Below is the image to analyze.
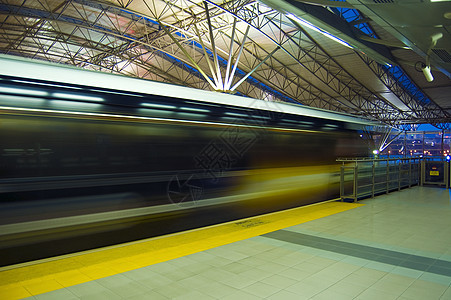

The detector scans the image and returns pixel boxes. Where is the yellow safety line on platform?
[0,201,362,299]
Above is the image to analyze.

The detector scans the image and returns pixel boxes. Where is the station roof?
[0,0,449,129]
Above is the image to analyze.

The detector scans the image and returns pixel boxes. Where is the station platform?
[1,186,450,300]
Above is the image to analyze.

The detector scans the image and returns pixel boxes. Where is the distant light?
[0,86,48,96]
[137,108,172,115]
[373,150,379,155]
[225,112,249,117]
[323,33,353,49]
[287,14,319,31]
[50,100,102,109]
[53,92,104,102]
[252,115,271,120]
[180,107,210,113]
[141,103,176,109]
[446,155,450,162]
[177,112,206,118]
[0,105,320,134]
[281,119,298,123]
[0,94,46,105]
[421,65,434,82]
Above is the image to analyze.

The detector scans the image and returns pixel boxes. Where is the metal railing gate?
[336,157,449,202]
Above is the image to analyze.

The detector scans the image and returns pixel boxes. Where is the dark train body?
[0,55,376,265]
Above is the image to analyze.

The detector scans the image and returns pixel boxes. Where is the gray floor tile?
[196,282,239,298]
[152,282,194,299]
[221,273,259,289]
[212,250,248,262]
[78,292,121,300]
[284,281,329,299]
[310,289,354,300]
[291,261,327,274]
[136,274,174,289]
[277,267,313,281]
[33,288,79,300]
[325,280,368,298]
[177,274,216,289]
[236,256,268,267]
[122,267,158,281]
[220,289,262,300]
[400,279,449,299]
[98,281,151,298]
[203,256,235,267]
[159,269,195,281]
[221,262,251,274]
[172,289,216,300]
[167,256,198,268]
[255,261,289,273]
[199,268,236,282]
[95,274,133,288]
[354,287,401,300]
[440,286,451,300]
[419,272,451,286]
[147,262,180,274]
[266,289,308,300]
[241,281,282,298]
[67,281,120,299]
[239,268,272,281]
[178,262,213,275]
[125,290,169,300]
[260,274,299,289]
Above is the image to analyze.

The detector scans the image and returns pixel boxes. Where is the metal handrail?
[337,157,421,202]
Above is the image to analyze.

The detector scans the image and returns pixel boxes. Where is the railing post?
[420,159,425,186]
[340,164,344,201]
[410,159,412,185]
[353,162,358,202]
[445,161,449,189]
[386,159,389,194]
[372,160,375,198]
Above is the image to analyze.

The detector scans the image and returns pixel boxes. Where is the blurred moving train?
[0,54,377,265]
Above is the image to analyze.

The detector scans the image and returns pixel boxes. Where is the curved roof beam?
[2,0,444,127]
[256,0,448,126]
[90,0,355,111]
[207,0,406,123]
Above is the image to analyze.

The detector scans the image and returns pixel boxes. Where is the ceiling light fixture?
[422,32,443,82]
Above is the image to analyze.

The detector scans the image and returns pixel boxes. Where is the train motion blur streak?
[0,55,376,266]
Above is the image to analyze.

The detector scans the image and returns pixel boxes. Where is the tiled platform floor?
[23,186,451,299]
